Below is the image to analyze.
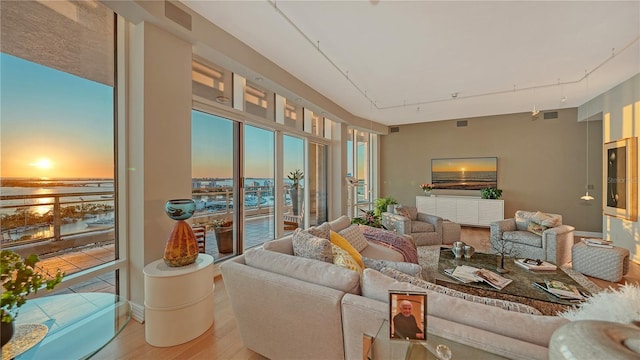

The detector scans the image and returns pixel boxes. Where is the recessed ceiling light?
[215,96,230,104]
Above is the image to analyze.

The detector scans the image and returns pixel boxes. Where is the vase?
[163,199,199,267]
[214,226,234,254]
[423,189,432,197]
[1,320,13,347]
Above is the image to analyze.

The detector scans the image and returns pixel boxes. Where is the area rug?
[417,246,603,316]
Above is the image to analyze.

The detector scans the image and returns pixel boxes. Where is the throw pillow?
[291,228,333,263]
[332,244,363,275]
[330,230,364,268]
[527,222,548,236]
[559,283,640,324]
[306,221,331,240]
[380,267,542,315]
[395,207,412,220]
[338,224,369,252]
[531,211,561,228]
[362,257,423,279]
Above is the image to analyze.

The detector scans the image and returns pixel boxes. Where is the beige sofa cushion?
[244,249,361,294]
[362,257,422,278]
[338,224,369,252]
[361,268,423,302]
[292,228,333,263]
[329,215,352,232]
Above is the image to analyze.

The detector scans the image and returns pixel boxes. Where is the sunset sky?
[432,157,497,172]
[1,53,114,179]
[2,53,307,180]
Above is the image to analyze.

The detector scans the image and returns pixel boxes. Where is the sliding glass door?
[191,110,238,261]
[243,125,275,249]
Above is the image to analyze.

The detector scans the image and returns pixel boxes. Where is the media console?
[416,195,504,227]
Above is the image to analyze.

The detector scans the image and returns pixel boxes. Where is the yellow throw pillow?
[331,244,363,275]
[330,230,364,268]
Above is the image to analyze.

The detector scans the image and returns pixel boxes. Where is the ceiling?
[182,1,640,126]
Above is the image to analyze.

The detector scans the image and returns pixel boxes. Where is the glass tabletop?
[366,319,508,360]
[436,250,588,306]
[13,292,131,359]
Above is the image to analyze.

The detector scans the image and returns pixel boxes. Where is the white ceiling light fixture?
[581,71,594,201]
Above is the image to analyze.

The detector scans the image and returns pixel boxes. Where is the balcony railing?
[1,185,294,257]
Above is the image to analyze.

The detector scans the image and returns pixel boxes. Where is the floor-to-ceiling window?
[0,0,120,294]
[244,125,275,249]
[191,110,238,261]
[347,128,378,217]
[284,135,305,231]
[308,141,328,226]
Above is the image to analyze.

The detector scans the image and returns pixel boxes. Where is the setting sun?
[30,158,53,169]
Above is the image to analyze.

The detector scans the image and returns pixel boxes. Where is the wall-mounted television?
[431,157,497,190]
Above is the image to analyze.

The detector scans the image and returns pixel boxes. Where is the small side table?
[143,254,215,347]
[572,241,630,282]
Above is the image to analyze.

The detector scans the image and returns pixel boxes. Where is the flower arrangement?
[210,218,233,229]
[351,209,385,229]
[419,183,433,191]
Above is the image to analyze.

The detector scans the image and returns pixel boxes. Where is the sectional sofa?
[220,216,569,360]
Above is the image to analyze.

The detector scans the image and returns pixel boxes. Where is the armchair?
[490,210,575,265]
[382,206,443,246]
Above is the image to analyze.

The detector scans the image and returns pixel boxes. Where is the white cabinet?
[143,254,215,347]
[416,196,504,227]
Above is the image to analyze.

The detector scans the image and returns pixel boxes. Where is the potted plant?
[419,183,434,196]
[1,250,64,346]
[374,196,398,217]
[210,218,233,254]
[480,187,503,199]
[351,209,385,229]
[287,169,304,215]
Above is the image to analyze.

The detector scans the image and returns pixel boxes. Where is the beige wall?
[600,73,640,263]
[380,108,603,233]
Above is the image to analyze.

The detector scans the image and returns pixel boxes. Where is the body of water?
[432,171,497,190]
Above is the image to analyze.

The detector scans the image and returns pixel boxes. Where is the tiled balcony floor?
[38,215,288,295]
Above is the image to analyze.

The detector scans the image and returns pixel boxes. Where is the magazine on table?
[450,265,482,283]
[542,279,584,300]
[474,269,513,290]
[532,282,585,301]
[582,238,613,248]
[514,258,557,271]
[444,268,477,283]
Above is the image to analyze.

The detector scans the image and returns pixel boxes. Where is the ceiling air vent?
[390,127,400,133]
[456,120,468,127]
[165,1,192,31]
[543,111,558,120]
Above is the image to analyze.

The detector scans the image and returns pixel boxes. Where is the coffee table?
[435,249,589,312]
[366,319,508,359]
[8,292,130,359]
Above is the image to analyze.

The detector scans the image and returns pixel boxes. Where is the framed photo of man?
[604,137,637,221]
[389,291,427,341]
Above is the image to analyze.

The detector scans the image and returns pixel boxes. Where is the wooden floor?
[93,227,640,360]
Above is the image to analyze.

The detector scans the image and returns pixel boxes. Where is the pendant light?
[581,73,594,201]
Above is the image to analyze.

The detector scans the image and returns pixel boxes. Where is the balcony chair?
[490,210,575,265]
[192,225,207,253]
[381,206,443,246]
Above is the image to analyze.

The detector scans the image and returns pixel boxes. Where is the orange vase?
[164,220,199,267]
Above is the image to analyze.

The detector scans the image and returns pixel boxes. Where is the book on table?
[445,266,512,290]
[582,238,613,248]
[449,265,483,283]
[474,268,513,290]
[514,258,557,271]
[541,279,584,300]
